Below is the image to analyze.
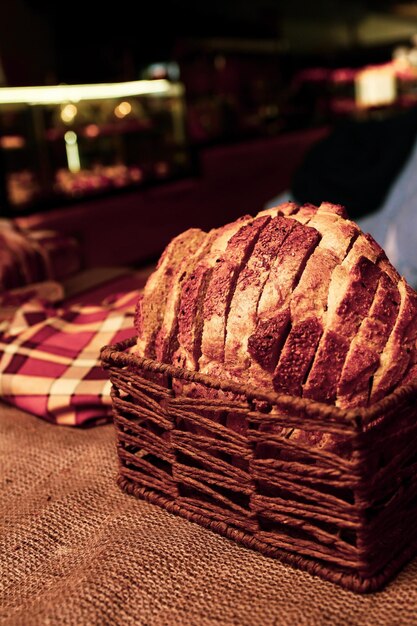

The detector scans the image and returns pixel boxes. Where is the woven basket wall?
[101,336,417,593]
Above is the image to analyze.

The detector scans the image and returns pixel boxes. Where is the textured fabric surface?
[0,288,141,426]
[0,221,81,292]
[1,405,417,626]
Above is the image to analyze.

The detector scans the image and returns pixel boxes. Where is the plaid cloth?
[0,287,141,426]
[0,219,81,291]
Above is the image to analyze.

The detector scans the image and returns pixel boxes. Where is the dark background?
[1,0,416,86]
[2,0,417,266]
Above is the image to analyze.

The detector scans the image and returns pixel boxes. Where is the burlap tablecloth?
[2,403,417,626]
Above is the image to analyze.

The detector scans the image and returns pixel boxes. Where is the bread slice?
[289,203,320,224]
[336,273,400,408]
[257,201,300,218]
[317,201,349,219]
[258,202,320,225]
[247,221,321,385]
[272,208,360,396]
[338,230,400,284]
[154,231,215,363]
[135,228,208,358]
[256,221,321,320]
[224,216,297,379]
[199,215,271,372]
[302,229,401,402]
[174,215,253,372]
[226,203,346,390]
[370,278,417,403]
[303,253,382,404]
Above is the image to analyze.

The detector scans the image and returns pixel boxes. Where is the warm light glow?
[0,80,182,105]
[0,135,25,149]
[114,101,132,118]
[64,131,80,172]
[84,124,100,137]
[61,103,78,123]
[355,66,396,108]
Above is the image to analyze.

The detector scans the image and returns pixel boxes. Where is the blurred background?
[2,0,417,277]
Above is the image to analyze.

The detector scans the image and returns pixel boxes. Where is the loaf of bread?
[134,202,417,411]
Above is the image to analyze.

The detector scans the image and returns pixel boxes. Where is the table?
[2,404,417,625]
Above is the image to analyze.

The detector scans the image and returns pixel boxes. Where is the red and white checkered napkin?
[0,289,141,426]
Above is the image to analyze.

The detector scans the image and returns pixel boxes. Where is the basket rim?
[100,335,417,430]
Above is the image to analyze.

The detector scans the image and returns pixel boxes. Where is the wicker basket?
[101,336,417,593]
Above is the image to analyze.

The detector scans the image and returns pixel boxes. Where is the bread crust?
[272,206,359,396]
[135,228,207,358]
[248,222,321,386]
[224,216,296,378]
[370,278,417,402]
[154,231,212,362]
[337,273,400,408]
[175,216,252,371]
[199,215,271,371]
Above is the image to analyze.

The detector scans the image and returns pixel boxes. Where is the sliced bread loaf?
[134,201,417,415]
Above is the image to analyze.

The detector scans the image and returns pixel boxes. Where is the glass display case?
[0,79,192,214]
